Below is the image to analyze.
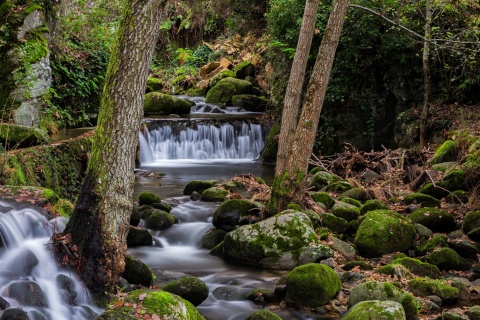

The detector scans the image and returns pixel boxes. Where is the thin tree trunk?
[268,0,350,214]
[420,0,432,147]
[61,0,164,302]
[275,0,320,175]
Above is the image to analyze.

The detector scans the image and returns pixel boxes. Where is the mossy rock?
[404,193,440,207]
[145,210,175,231]
[170,74,192,92]
[130,206,141,226]
[231,94,268,112]
[408,278,459,305]
[387,257,441,279]
[360,199,388,215]
[213,199,257,231]
[467,227,480,241]
[184,87,206,97]
[332,201,361,222]
[144,92,192,115]
[138,192,161,206]
[205,81,237,104]
[245,289,278,303]
[325,181,352,192]
[151,202,172,213]
[233,61,256,79]
[417,183,449,199]
[162,277,209,306]
[183,180,217,195]
[200,187,228,202]
[246,310,282,320]
[285,263,341,307]
[407,208,456,233]
[422,248,470,271]
[122,256,153,287]
[431,161,457,172]
[343,300,406,320]
[51,198,74,217]
[146,76,163,93]
[310,191,335,208]
[431,140,457,164]
[342,261,373,271]
[0,123,49,150]
[337,197,362,208]
[445,190,469,204]
[127,226,153,248]
[348,281,419,319]
[200,228,227,250]
[341,187,367,202]
[466,305,480,320]
[217,77,252,93]
[416,235,448,256]
[309,171,335,189]
[418,170,467,199]
[354,210,416,258]
[319,213,348,234]
[208,69,236,88]
[260,122,280,164]
[463,211,480,234]
[140,207,156,220]
[98,290,205,320]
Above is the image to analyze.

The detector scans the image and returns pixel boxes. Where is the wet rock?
[138,192,161,206]
[190,191,201,201]
[342,261,373,271]
[56,274,77,304]
[121,256,153,287]
[233,61,256,79]
[246,310,282,320]
[183,180,217,196]
[408,208,456,233]
[200,228,226,250]
[145,210,175,230]
[408,277,459,305]
[130,206,141,226]
[212,199,257,231]
[0,297,10,310]
[200,187,228,202]
[285,263,341,308]
[8,249,39,277]
[8,280,47,307]
[0,308,29,320]
[162,276,209,306]
[245,289,278,304]
[422,248,470,271]
[231,94,268,112]
[343,300,406,320]
[212,285,244,301]
[127,226,153,247]
[151,202,172,213]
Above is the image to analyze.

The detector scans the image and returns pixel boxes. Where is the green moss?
[463,211,480,234]
[325,181,352,192]
[332,201,361,221]
[337,197,362,208]
[146,76,163,92]
[245,289,278,303]
[183,180,217,195]
[51,198,74,217]
[431,140,457,164]
[360,199,388,214]
[343,261,373,271]
[416,235,448,256]
[233,60,255,79]
[144,92,192,115]
[200,187,228,202]
[205,81,237,104]
[389,257,441,279]
[138,192,161,205]
[142,291,205,320]
[246,310,282,320]
[407,208,455,232]
[404,192,440,207]
[320,213,348,233]
[310,191,335,208]
[145,210,175,230]
[343,300,407,320]
[341,187,367,202]
[162,277,209,307]
[408,278,459,305]
[208,69,236,88]
[260,122,280,163]
[423,248,470,271]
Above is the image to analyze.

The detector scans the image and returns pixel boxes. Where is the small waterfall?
[0,200,101,319]
[139,120,264,162]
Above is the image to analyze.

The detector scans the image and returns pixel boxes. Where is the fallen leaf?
[138,293,147,301]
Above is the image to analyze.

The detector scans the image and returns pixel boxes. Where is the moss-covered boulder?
[378,257,441,279]
[325,181,352,192]
[319,213,348,234]
[431,140,457,164]
[200,229,227,250]
[354,210,416,258]
[310,191,335,208]
[233,61,256,79]
[348,282,419,319]
[127,226,153,248]
[146,76,163,93]
[343,300,406,320]
[341,187,367,202]
[205,81,237,104]
[130,206,141,226]
[337,196,362,208]
[138,192,161,206]
[260,122,279,164]
[332,201,361,222]
[223,211,333,269]
[144,92,192,115]
[463,211,480,234]
[422,248,470,271]
[466,305,480,320]
[145,210,175,231]
[343,261,373,271]
[0,124,49,149]
[416,235,448,256]
[404,193,440,207]
[208,69,236,88]
[97,290,205,320]
[407,208,456,233]
[231,94,268,112]
[467,227,480,241]
[183,180,217,195]
[285,263,341,307]
[162,277,209,307]
[309,171,337,190]
[418,170,467,199]
[122,256,153,287]
[151,202,172,213]
[213,199,257,231]
[445,190,469,204]
[246,310,282,320]
[200,187,228,202]
[408,278,459,305]
[360,199,388,215]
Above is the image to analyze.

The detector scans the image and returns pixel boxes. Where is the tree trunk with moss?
[275,0,320,175]
[268,0,349,214]
[61,0,164,302]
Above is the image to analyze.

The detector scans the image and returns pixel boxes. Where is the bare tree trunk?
[60,0,164,302]
[275,0,320,175]
[268,0,350,214]
[420,0,432,148]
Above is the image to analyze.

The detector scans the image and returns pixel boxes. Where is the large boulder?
[348,281,419,319]
[162,277,209,307]
[285,263,341,307]
[212,199,257,231]
[122,256,153,287]
[354,210,416,258]
[205,81,237,104]
[97,290,205,320]
[144,92,192,115]
[0,124,49,149]
[343,300,406,320]
[223,211,332,269]
[431,140,457,164]
[407,208,456,233]
[376,257,441,279]
[7,281,47,307]
[422,248,470,271]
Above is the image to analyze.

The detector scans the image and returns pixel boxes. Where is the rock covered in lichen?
[343,300,406,320]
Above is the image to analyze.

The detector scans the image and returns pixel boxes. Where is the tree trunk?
[268,0,350,214]
[275,0,320,175]
[420,0,432,148]
[61,0,164,302]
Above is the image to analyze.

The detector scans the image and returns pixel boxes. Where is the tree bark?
[268,0,350,214]
[420,0,432,148]
[275,0,320,175]
[61,0,164,301]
